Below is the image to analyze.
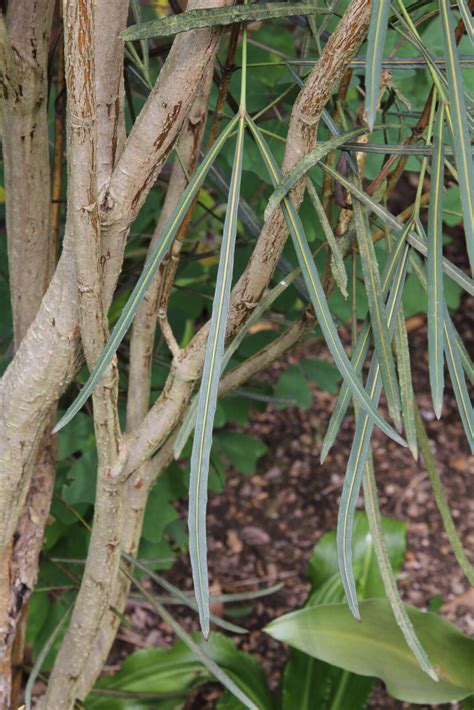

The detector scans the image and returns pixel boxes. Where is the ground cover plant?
[0,0,472,707]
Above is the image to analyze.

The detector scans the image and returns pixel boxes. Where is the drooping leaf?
[264,126,369,221]
[53,114,239,434]
[352,196,401,429]
[362,456,437,680]
[444,309,474,453]
[266,599,474,704]
[321,221,411,462]
[365,0,391,130]
[306,180,348,297]
[457,0,474,44]
[189,118,245,637]
[319,163,474,296]
[439,0,474,274]
[121,3,325,41]
[337,242,409,618]
[427,103,446,418]
[394,308,417,459]
[246,113,406,449]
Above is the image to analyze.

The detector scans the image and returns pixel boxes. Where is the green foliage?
[266,599,474,704]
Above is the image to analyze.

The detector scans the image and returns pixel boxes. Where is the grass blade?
[365,0,391,130]
[189,118,245,637]
[321,222,412,462]
[121,3,325,41]
[439,0,474,274]
[52,114,239,434]
[362,455,438,680]
[306,180,348,297]
[320,162,474,296]
[353,196,402,429]
[337,243,409,618]
[427,104,445,418]
[264,126,369,221]
[246,114,406,448]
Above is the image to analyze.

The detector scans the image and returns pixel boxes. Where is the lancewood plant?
[0,0,472,708]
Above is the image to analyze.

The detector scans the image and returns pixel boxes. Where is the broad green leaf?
[285,511,407,710]
[308,512,406,597]
[52,114,239,434]
[274,365,312,409]
[88,633,271,710]
[427,104,445,418]
[365,0,391,130]
[189,118,245,637]
[266,599,474,704]
[352,196,401,429]
[363,456,437,680]
[121,3,325,41]
[246,113,406,449]
[439,0,474,274]
[215,431,267,475]
[306,180,348,297]
[320,163,474,296]
[264,126,369,221]
[320,221,411,462]
[300,358,341,395]
[337,243,409,618]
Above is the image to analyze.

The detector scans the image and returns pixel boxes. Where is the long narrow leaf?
[439,0,474,274]
[264,126,369,221]
[394,309,418,459]
[353,196,402,429]
[321,222,413,462]
[246,114,406,448]
[414,405,474,585]
[121,3,325,40]
[454,323,474,385]
[365,0,391,130]
[362,454,437,680]
[320,163,474,296]
[410,235,473,451]
[189,118,245,637]
[457,0,474,43]
[306,180,348,296]
[174,266,301,458]
[52,114,240,434]
[427,104,445,418]
[337,243,409,618]
[444,309,474,453]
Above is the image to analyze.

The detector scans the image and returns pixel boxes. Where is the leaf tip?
[433,401,443,420]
